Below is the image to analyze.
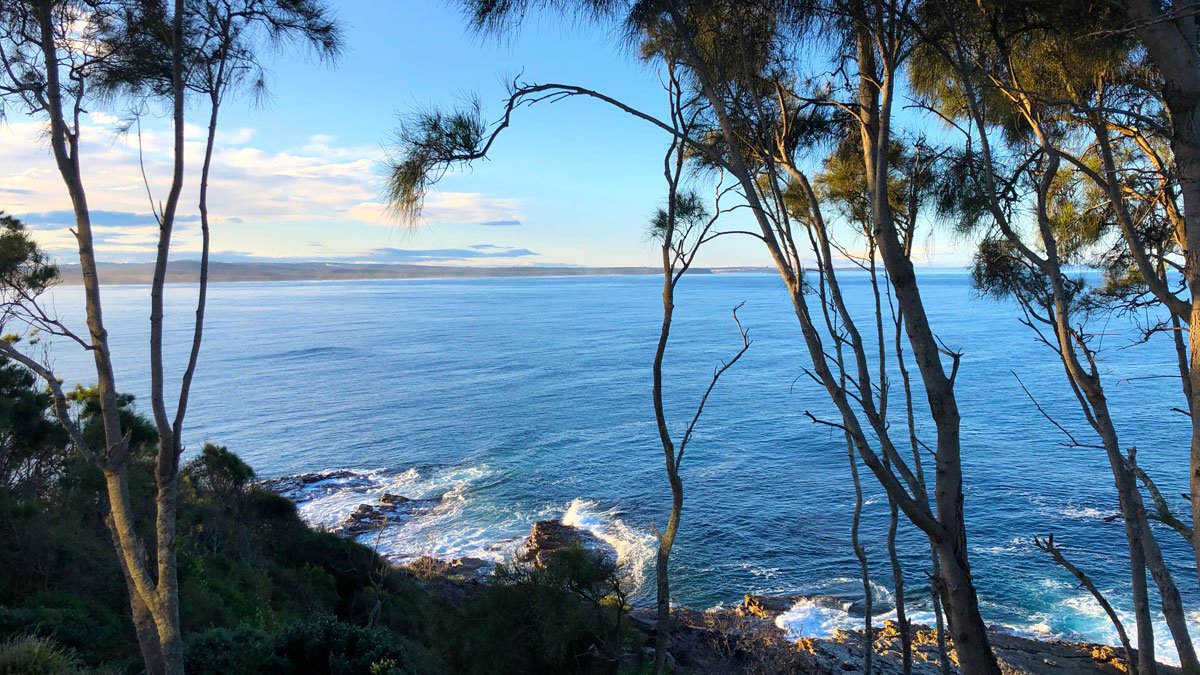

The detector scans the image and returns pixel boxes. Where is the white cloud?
[0,111,526,261]
[420,192,522,226]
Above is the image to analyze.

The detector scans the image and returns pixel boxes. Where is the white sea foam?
[277,468,658,596]
[280,464,530,564]
[562,498,657,593]
[777,586,1200,667]
[775,598,938,638]
[776,598,860,636]
[1060,505,1106,520]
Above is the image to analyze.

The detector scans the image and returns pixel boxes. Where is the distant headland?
[53,261,763,285]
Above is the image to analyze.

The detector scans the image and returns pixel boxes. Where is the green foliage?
[100,0,343,101]
[0,355,68,503]
[387,99,487,224]
[0,362,630,674]
[0,635,78,675]
[182,625,280,674]
[0,605,125,667]
[0,212,58,301]
[459,545,626,674]
[648,190,709,242]
[185,617,419,675]
[182,443,255,511]
[971,238,1087,314]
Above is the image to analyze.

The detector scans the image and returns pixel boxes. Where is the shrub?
[186,616,419,675]
[0,635,78,675]
[183,444,255,511]
[452,546,627,675]
[183,625,284,674]
[272,615,416,675]
[0,605,125,666]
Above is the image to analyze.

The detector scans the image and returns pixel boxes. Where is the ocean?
[37,270,1200,663]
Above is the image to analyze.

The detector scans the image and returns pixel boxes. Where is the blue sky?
[3,1,971,268]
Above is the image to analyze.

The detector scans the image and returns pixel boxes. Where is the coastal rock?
[741,594,795,619]
[521,519,584,567]
[403,555,493,579]
[258,470,364,495]
[334,494,441,536]
[740,591,887,621]
[651,599,1160,674]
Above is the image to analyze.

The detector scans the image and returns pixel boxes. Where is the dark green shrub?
[245,490,299,520]
[0,635,78,675]
[453,546,626,675]
[183,444,255,511]
[271,615,416,675]
[0,605,125,666]
[183,625,285,674]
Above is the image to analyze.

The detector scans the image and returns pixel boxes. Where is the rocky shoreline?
[267,476,1171,674]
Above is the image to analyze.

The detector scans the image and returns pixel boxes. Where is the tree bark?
[1117,0,1200,597]
[850,12,1000,671]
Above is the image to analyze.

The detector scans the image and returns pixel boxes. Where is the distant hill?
[54,261,728,285]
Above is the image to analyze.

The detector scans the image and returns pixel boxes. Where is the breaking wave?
[268,467,658,597]
[562,498,657,593]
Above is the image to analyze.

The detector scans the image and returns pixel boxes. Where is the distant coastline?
[53,261,928,285]
[53,261,774,285]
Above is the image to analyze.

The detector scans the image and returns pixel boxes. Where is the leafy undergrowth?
[0,368,631,674]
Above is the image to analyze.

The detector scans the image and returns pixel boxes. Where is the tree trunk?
[109,526,167,675]
[932,518,995,674]
[1118,0,1200,594]
[848,439,874,675]
[653,479,682,674]
[887,496,912,675]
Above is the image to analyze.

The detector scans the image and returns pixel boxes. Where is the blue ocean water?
[38,271,1199,661]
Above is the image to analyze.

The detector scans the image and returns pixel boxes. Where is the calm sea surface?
[40,271,1200,661]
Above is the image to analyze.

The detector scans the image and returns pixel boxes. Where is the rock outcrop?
[521,519,585,567]
[686,594,1174,675]
[333,494,442,537]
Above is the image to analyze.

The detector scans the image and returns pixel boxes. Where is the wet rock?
[258,470,362,495]
[741,594,796,619]
[521,519,584,567]
[453,557,492,575]
[403,555,493,579]
[740,591,888,621]
[333,494,441,536]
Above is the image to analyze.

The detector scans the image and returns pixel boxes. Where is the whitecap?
[562,498,657,594]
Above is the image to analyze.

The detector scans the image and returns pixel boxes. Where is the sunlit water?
[36,271,1200,662]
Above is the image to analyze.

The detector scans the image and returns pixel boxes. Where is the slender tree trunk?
[32,2,176,667]
[109,524,167,675]
[1117,0,1200,592]
[653,477,682,674]
[144,5,188,671]
[651,276,680,675]
[849,12,999,669]
[887,495,912,675]
[848,439,874,675]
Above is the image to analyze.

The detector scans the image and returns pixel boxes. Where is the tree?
[648,60,750,673]
[1106,0,1200,592]
[385,1,1000,670]
[0,3,340,672]
[906,1,1197,669]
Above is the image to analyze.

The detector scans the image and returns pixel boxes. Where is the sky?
[1,1,973,269]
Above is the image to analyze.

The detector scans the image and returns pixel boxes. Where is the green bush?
[0,605,125,666]
[451,546,627,675]
[183,625,284,674]
[0,635,78,675]
[182,444,255,511]
[272,615,416,675]
[186,616,418,675]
